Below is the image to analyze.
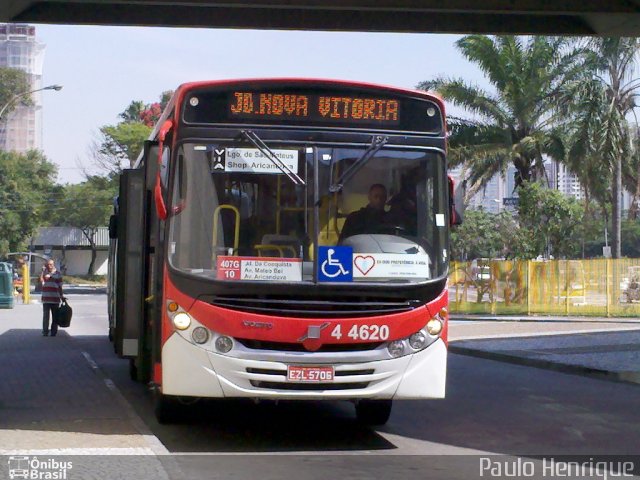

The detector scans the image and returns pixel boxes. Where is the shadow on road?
[51,333,397,453]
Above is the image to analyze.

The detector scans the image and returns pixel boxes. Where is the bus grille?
[237,338,383,352]
[206,295,419,318]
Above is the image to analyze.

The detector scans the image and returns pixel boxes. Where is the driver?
[338,184,389,243]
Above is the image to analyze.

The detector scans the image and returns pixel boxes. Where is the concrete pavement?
[449,315,640,385]
[0,296,166,455]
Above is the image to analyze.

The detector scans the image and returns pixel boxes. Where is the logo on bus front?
[318,246,353,282]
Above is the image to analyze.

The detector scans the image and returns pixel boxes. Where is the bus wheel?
[154,392,180,424]
[128,358,138,381]
[355,399,392,426]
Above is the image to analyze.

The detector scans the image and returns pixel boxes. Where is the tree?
[517,182,584,259]
[91,91,174,175]
[119,100,146,123]
[451,209,512,260]
[0,150,58,256]
[622,125,640,219]
[559,37,640,258]
[139,90,173,127]
[0,67,31,120]
[418,35,581,198]
[92,122,152,174]
[52,176,117,274]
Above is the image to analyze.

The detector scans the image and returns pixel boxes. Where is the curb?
[448,343,640,386]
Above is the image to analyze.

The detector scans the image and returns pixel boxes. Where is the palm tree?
[560,37,640,258]
[623,126,640,219]
[417,35,581,199]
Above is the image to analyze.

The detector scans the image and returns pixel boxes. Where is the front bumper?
[160,333,446,400]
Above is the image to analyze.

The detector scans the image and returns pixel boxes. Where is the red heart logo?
[354,255,376,275]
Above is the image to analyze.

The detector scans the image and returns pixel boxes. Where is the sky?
[35,25,482,184]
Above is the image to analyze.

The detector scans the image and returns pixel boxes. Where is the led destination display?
[229,92,400,124]
[183,84,443,133]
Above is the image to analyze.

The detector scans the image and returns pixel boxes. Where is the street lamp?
[0,84,63,120]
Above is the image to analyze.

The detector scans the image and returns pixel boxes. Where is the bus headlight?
[215,336,234,353]
[192,326,210,344]
[387,340,405,358]
[173,312,192,330]
[409,331,428,350]
[387,313,445,358]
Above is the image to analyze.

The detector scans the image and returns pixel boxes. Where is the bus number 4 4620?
[330,324,390,341]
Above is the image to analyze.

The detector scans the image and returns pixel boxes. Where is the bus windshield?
[167,141,447,284]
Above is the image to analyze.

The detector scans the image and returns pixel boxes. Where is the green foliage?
[621,220,640,257]
[50,176,118,274]
[451,209,518,260]
[517,182,584,258]
[97,122,151,173]
[119,100,146,123]
[554,37,639,257]
[418,35,583,197]
[93,91,173,176]
[0,150,58,256]
[52,176,117,229]
[0,67,31,119]
[453,183,588,261]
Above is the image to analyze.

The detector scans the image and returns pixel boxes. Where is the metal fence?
[449,259,640,316]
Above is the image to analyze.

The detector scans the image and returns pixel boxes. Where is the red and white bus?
[108,79,457,425]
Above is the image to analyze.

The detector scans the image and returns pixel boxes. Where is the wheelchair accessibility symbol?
[318,246,353,282]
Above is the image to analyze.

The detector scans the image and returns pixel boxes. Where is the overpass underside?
[2,1,640,35]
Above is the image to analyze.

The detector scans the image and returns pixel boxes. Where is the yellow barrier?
[449,258,640,317]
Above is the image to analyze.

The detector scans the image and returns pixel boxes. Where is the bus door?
[114,168,147,359]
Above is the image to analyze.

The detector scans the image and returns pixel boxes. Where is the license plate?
[287,365,334,382]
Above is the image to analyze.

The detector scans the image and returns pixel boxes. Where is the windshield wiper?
[241,130,305,185]
[329,135,388,193]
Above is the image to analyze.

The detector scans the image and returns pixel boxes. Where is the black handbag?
[56,299,73,328]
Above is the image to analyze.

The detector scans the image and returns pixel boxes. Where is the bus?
[108,78,458,425]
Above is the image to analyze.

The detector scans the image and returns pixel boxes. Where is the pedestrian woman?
[40,259,65,336]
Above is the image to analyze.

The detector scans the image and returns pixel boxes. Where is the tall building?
[556,163,584,200]
[0,24,46,152]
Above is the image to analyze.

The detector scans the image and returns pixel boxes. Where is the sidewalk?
[449,314,640,385]
[0,298,165,455]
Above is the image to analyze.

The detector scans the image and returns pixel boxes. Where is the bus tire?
[129,357,151,383]
[355,399,392,426]
[154,392,180,424]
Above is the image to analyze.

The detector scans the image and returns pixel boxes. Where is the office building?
[556,163,584,200]
[0,24,45,152]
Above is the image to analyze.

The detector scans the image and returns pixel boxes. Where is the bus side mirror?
[448,176,464,226]
[154,176,168,220]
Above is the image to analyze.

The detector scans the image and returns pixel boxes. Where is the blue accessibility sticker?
[318,246,353,282]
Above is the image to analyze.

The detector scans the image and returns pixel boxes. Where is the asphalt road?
[72,294,640,455]
[3,293,640,479]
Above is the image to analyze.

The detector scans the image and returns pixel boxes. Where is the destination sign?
[182,84,443,133]
[229,92,400,125]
